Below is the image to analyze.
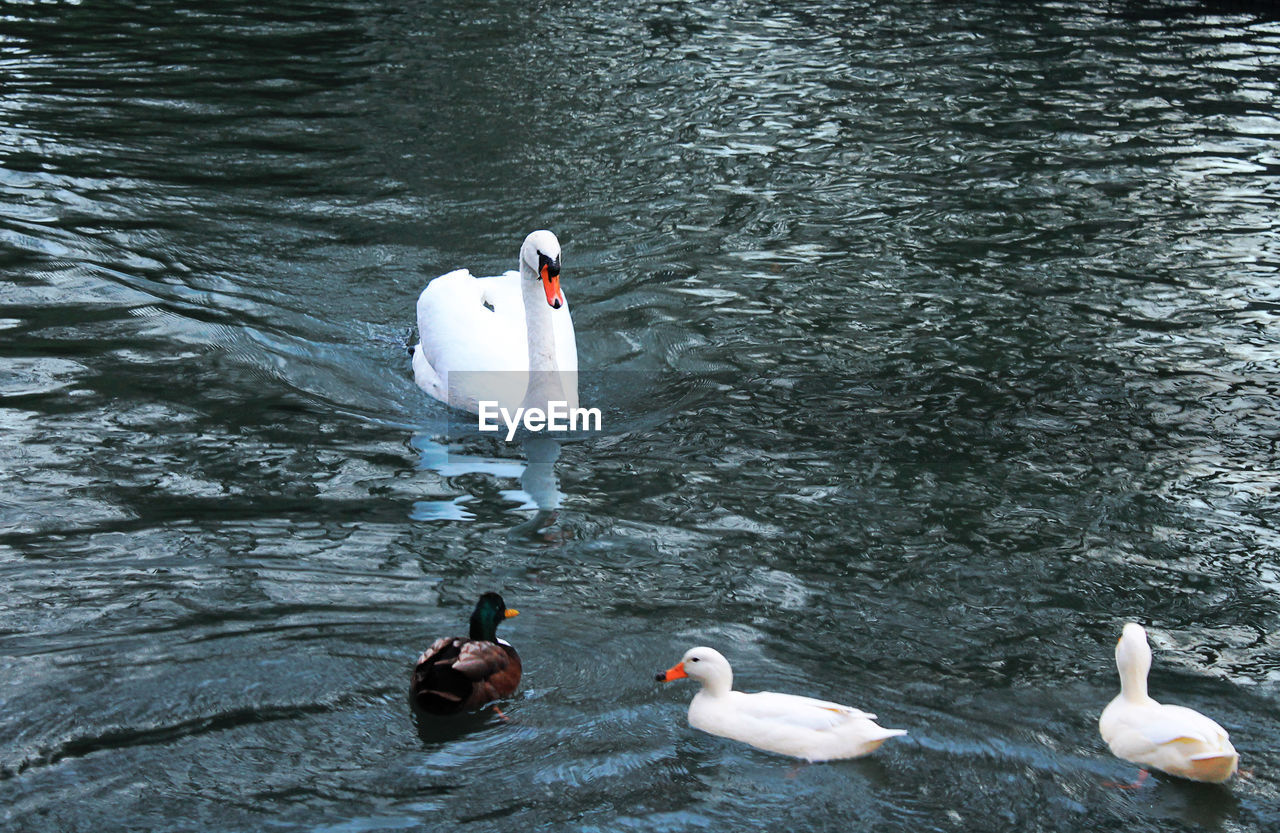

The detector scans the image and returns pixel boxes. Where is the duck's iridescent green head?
[469,592,519,642]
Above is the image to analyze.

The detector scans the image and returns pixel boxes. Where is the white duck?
[655,646,906,762]
[1099,622,1238,783]
[412,230,578,413]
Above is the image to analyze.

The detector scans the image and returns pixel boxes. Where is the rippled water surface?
[3,0,1280,830]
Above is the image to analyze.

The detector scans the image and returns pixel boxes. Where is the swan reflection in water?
[410,433,565,540]
[407,367,587,540]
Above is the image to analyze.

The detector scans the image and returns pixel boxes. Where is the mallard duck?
[411,592,522,715]
[655,646,907,762]
[411,230,578,413]
[1099,622,1238,783]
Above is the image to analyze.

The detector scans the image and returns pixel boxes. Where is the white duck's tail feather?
[1187,751,1238,783]
[871,727,909,740]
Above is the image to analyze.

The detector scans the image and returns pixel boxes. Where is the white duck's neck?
[520,263,566,408]
[697,668,734,698]
[1118,655,1151,703]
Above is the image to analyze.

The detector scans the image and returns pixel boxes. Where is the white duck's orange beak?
[655,661,687,682]
[540,263,564,309]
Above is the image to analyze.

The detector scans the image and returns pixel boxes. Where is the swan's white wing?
[416,269,528,378]
[732,691,876,731]
[476,271,524,323]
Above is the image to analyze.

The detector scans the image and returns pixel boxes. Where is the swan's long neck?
[521,263,559,373]
[520,264,566,408]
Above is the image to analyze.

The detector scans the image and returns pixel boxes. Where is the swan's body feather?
[412,233,577,412]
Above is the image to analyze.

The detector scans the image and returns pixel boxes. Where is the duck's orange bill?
[504,608,519,619]
[656,661,687,682]
[540,265,565,309]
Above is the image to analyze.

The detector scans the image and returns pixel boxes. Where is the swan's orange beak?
[540,264,564,310]
[655,661,687,682]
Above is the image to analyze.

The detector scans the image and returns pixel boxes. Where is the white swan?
[655,646,907,762]
[1099,622,1238,783]
[412,230,577,413]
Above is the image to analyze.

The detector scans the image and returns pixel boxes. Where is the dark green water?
[2,0,1278,830]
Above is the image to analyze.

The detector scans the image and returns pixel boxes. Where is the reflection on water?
[412,706,508,747]
[410,433,564,538]
[2,0,1280,831]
